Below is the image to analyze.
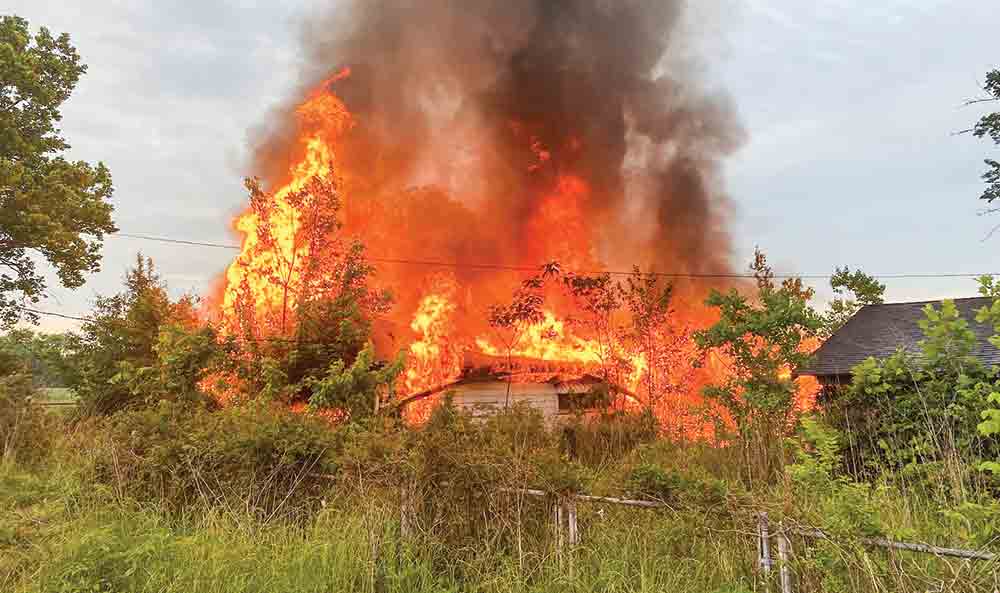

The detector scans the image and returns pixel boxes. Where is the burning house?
[214,1,755,423]
[398,350,622,421]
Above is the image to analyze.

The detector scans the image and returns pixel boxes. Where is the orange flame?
[404,290,463,394]
[222,74,352,332]
[217,70,818,433]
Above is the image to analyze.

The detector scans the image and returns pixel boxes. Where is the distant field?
[39,387,77,402]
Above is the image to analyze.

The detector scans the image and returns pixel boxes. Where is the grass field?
[39,387,76,404]
[39,388,76,402]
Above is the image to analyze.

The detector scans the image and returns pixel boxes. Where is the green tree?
[112,323,231,409]
[822,267,885,337]
[0,16,116,327]
[0,329,76,386]
[306,342,404,420]
[225,173,395,411]
[695,248,823,486]
[975,276,1000,475]
[69,254,198,414]
[968,68,999,208]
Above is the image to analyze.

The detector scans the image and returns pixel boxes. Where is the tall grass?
[1,467,756,593]
[2,404,999,593]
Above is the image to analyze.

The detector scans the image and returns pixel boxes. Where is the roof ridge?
[862,296,991,308]
[803,295,999,377]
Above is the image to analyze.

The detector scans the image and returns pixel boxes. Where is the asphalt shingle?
[800,297,1000,377]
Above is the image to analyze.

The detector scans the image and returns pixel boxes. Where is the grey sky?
[6,1,998,331]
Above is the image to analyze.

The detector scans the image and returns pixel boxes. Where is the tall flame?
[404,290,463,394]
[221,73,352,332]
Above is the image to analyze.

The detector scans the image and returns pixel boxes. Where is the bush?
[786,417,884,537]
[560,408,659,467]
[0,374,51,468]
[94,401,339,519]
[828,299,1000,500]
[626,462,728,508]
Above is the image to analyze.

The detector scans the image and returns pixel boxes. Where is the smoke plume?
[245,0,744,348]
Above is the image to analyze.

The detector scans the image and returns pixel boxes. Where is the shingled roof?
[800,297,1000,377]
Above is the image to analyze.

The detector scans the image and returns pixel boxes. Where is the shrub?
[94,401,339,519]
[831,299,999,500]
[786,417,883,537]
[626,462,728,508]
[0,374,51,468]
[560,408,659,467]
[69,255,203,415]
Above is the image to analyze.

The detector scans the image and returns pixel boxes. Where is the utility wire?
[15,306,363,347]
[110,232,1000,281]
[17,307,89,322]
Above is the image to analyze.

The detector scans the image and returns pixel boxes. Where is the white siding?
[450,381,559,419]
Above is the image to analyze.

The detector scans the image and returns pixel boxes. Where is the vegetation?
[2,395,1000,592]
[225,174,399,416]
[0,329,76,387]
[1,247,997,592]
[971,68,1000,209]
[821,267,885,338]
[695,248,823,486]
[1,12,998,593]
[69,254,201,415]
[0,16,116,327]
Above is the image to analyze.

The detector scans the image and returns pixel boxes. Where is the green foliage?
[224,179,396,415]
[971,69,1000,206]
[786,417,884,538]
[0,16,116,327]
[918,300,981,373]
[69,255,199,415]
[626,462,728,508]
[560,407,659,467]
[306,342,403,419]
[337,402,596,550]
[973,276,1000,474]
[822,267,885,338]
[789,416,843,481]
[94,401,339,518]
[976,274,1000,337]
[4,399,1000,593]
[0,373,50,467]
[111,323,230,408]
[0,330,76,386]
[835,296,998,498]
[695,248,822,485]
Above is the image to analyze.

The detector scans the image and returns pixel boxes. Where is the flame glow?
[216,65,817,432]
[404,291,462,394]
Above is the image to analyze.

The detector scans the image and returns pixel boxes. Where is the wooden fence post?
[777,521,793,593]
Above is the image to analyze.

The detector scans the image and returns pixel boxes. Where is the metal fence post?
[553,497,564,559]
[777,521,793,593]
[567,498,579,546]
[758,512,773,583]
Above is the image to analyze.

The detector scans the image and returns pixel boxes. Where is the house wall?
[450,381,560,419]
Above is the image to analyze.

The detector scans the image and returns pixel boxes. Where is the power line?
[110,232,1000,281]
[116,233,239,251]
[14,306,364,347]
[17,307,89,322]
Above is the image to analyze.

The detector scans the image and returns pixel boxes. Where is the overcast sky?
[6,1,998,331]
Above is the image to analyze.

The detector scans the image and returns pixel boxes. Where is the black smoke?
[256,0,743,297]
